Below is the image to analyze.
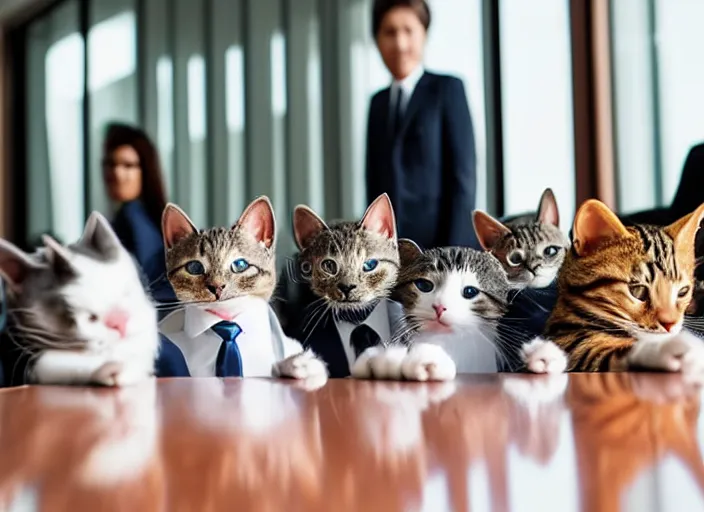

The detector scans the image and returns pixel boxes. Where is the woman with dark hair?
[102,122,171,297]
[366,0,478,249]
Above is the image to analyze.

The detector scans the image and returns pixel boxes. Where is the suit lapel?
[300,308,351,378]
[398,72,431,137]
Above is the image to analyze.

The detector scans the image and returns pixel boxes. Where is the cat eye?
[678,286,691,298]
[185,260,205,275]
[321,259,338,275]
[300,261,313,276]
[231,258,250,273]
[88,313,99,322]
[462,286,480,299]
[543,246,560,258]
[507,250,524,266]
[414,279,434,293]
[362,259,379,272]
[629,284,649,302]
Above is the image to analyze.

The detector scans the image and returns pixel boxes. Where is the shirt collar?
[392,64,425,97]
[166,296,269,339]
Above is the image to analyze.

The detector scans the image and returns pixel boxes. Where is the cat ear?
[78,211,122,257]
[665,202,704,261]
[537,188,560,226]
[472,211,511,251]
[398,238,422,267]
[0,240,43,291]
[572,199,630,257]
[42,235,76,279]
[236,196,276,249]
[293,205,328,250]
[162,203,198,250]
[360,193,397,240]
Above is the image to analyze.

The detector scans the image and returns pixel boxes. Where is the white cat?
[352,242,512,381]
[0,212,159,386]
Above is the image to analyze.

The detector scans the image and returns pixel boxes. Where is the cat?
[523,199,704,377]
[472,188,569,289]
[393,240,515,372]
[157,196,327,382]
[281,193,406,378]
[0,212,160,386]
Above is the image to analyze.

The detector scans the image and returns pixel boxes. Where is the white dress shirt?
[158,296,303,377]
[389,64,425,116]
[334,300,393,369]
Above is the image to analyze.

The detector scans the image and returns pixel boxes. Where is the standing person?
[366,0,478,249]
[102,122,172,299]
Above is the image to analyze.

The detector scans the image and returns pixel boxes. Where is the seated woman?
[101,123,174,302]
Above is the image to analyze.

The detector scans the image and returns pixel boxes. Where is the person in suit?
[366,0,478,249]
[101,123,174,302]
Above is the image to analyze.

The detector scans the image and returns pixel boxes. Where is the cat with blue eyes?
[155,196,328,384]
[352,240,513,379]
[276,194,408,378]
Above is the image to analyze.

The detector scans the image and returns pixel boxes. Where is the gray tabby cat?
[472,188,569,289]
[292,193,400,321]
[160,196,327,380]
[352,240,512,378]
[0,212,159,386]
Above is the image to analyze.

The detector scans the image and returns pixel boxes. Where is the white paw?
[401,343,457,382]
[351,345,408,380]
[631,330,704,379]
[90,361,124,387]
[274,350,328,381]
[522,338,568,374]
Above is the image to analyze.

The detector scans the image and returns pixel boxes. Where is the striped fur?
[292,194,400,315]
[545,200,704,371]
[162,197,278,303]
[473,188,569,289]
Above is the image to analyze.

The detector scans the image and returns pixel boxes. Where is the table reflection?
[0,373,701,511]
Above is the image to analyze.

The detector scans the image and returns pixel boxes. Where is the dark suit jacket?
[366,71,478,249]
[111,200,175,303]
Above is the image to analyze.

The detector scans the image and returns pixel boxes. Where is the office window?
[26,0,84,246]
[499,0,576,231]
[87,0,138,216]
[611,0,704,213]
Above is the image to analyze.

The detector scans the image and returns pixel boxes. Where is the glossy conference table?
[0,373,702,512]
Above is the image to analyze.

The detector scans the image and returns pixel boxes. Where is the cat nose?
[207,283,226,299]
[660,320,678,332]
[432,304,447,318]
[337,283,357,297]
[104,308,129,338]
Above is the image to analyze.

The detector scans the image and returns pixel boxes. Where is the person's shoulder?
[686,142,704,160]
[424,72,466,93]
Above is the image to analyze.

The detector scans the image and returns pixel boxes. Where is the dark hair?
[372,0,431,38]
[103,122,168,233]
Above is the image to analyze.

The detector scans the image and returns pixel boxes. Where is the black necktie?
[391,87,404,138]
[211,321,243,377]
[350,324,382,359]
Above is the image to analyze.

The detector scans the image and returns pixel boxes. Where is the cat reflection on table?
[156,196,327,384]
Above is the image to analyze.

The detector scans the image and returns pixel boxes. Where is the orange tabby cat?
[523,199,704,374]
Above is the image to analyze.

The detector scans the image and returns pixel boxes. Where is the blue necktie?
[211,321,243,377]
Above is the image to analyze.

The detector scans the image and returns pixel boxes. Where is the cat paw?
[522,338,568,374]
[91,361,124,387]
[401,343,457,382]
[630,330,704,379]
[351,345,408,380]
[274,350,328,382]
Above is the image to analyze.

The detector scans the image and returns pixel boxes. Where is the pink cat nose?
[432,304,447,318]
[660,320,677,333]
[104,308,129,338]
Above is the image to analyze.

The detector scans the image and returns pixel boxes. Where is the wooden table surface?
[0,373,702,511]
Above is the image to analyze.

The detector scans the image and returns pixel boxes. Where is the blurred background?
[0,0,702,258]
